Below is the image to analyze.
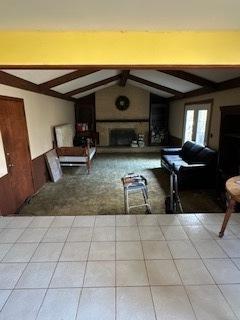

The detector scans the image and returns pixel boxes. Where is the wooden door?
[0,97,34,214]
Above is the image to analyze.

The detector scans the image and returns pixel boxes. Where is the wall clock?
[115,96,130,111]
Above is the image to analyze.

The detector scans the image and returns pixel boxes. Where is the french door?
[183,102,211,146]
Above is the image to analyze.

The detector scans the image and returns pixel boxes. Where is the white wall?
[169,87,240,150]
[0,85,74,178]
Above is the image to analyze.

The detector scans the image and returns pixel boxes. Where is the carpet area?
[20,153,223,215]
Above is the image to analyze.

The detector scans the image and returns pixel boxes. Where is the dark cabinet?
[149,94,169,145]
[75,94,96,132]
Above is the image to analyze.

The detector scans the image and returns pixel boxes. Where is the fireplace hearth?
[109,129,136,146]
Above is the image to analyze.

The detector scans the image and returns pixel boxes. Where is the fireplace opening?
[109,129,137,146]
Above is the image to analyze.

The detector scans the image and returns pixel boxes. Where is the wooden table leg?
[219,198,236,238]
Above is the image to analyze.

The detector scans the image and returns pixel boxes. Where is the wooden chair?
[219,175,240,237]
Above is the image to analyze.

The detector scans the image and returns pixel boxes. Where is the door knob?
[8,164,15,167]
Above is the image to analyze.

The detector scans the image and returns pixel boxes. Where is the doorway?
[0,96,34,214]
[183,101,212,146]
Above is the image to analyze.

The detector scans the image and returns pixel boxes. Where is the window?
[183,102,211,145]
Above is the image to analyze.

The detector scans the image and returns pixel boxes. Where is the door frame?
[182,99,213,146]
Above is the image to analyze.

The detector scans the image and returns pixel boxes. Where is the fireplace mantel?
[96,119,148,123]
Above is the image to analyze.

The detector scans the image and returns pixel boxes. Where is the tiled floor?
[0,213,240,319]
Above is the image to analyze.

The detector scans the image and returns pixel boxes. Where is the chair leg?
[219,198,236,238]
[87,160,91,174]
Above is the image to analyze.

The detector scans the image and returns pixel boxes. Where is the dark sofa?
[161,141,217,188]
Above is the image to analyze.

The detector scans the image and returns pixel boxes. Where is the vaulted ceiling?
[1,68,240,102]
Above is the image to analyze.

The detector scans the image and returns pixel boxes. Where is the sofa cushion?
[181,141,205,162]
[192,147,216,165]
[162,155,188,168]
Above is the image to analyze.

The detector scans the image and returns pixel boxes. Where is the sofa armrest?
[161,148,182,156]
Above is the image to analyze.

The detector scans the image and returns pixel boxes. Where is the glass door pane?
[184,109,194,142]
[195,109,208,145]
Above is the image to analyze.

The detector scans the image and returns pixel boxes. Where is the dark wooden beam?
[39,69,100,88]
[67,75,121,97]
[0,71,76,102]
[119,70,130,87]
[169,76,240,101]
[159,70,217,89]
[128,74,182,96]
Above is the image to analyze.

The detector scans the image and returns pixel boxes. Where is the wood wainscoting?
[0,150,51,215]
[168,135,182,146]
[32,152,51,192]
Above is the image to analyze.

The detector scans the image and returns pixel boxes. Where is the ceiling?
[1,68,240,102]
[0,0,239,30]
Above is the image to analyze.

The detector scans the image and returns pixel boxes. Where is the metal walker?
[165,165,184,214]
[122,173,151,214]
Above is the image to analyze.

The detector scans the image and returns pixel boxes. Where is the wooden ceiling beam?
[169,76,240,101]
[0,71,76,102]
[128,74,182,96]
[66,75,121,97]
[158,70,217,89]
[119,70,130,87]
[39,69,100,88]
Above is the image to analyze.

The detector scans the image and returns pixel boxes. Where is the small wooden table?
[219,175,240,237]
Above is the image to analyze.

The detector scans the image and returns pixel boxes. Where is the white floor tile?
[184,225,213,240]
[116,260,148,286]
[31,243,64,262]
[42,228,70,242]
[0,229,25,243]
[177,214,201,226]
[50,216,75,228]
[139,226,165,240]
[67,227,93,242]
[37,288,80,320]
[116,241,143,260]
[196,214,224,225]
[161,226,188,240]
[117,286,155,320]
[60,242,90,261]
[0,289,46,320]
[3,243,38,262]
[0,289,11,310]
[116,227,140,241]
[152,286,196,320]
[0,217,13,228]
[229,224,240,237]
[219,284,240,319]
[193,240,228,258]
[28,216,55,228]
[84,261,115,287]
[89,242,115,261]
[95,216,115,227]
[186,285,237,320]
[205,224,236,239]
[232,258,240,269]
[203,259,240,284]
[116,215,137,226]
[137,214,159,226]
[17,228,47,243]
[168,240,199,259]
[0,263,26,289]
[142,241,172,259]
[175,259,214,285]
[6,217,33,229]
[72,216,95,228]
[146,260,181,285]
[76,287,115,320]
[16,262,56,289]
[92,227,115,241]
[217,239,240,258]
[50,262,86,288]
[0,244,12,261]
[158,215,180,226]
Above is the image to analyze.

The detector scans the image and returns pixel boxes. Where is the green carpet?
[20,153,223,215]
